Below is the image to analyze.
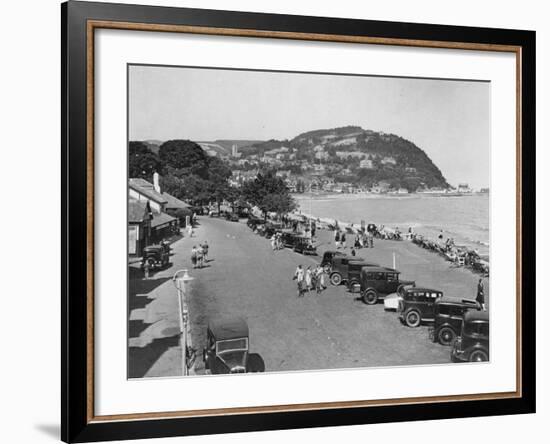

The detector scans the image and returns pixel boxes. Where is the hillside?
[238,126,449,191]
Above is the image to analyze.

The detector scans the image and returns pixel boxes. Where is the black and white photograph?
[127,65,490,378]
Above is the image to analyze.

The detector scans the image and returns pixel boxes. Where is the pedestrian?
[196,245,204,268]
[368,230,374,248]
[351,248,356,257]
[271,234,277,251]
[305,266,312,292]
[293,265,305,297]
[476,278,486,310]
[202,241,209,262]
[341,232,347,249]
[188,225,193,238]
[191,246,198,269]
[335,230,341,249]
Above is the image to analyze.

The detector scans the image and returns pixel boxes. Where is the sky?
[129,65,491,189]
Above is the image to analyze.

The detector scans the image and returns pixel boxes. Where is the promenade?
[128,215,488,378]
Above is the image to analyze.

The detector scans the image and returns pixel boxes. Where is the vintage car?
[397,288,443,327]
[203,317,251,374]
[280,232,317,255]
[141,243,170,270]
[358,266,415,305]
[451,310,489,362]
[320,250,348,270]
[247,216,266,230]
[326,257,379,287]
[429,297,481,345]
[262,222,284,238]
[224,212,240,222]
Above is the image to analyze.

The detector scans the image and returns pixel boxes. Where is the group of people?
[293,264,328,297]
[270,232,283,250]
[190,241,209,269]
[334,229,375,249]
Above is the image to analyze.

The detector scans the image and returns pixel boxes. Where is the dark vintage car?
[262,222,284,238]
[141,243,170,270]
[451,310,489,362]
[224,212,240,222]
[280,232,317,255]
[358,266,415,305]
[247,216,266,230]
[429,297,481,345]
[397,288,443,328]
[325,256,379,287]
[203,318,251,374]
[320,250,348,269]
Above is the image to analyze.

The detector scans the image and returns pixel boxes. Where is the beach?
[295,193,490,256]
[128,215,488,378]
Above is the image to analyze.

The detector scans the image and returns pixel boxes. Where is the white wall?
[0,0,546,443]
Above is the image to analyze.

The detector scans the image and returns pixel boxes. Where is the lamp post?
[173,269,194,376]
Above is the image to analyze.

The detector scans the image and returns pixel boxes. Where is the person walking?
[476,278,486,310]
[341,232,347,249]
[202,241,209,262]
[335,230,341,249]
[271,234,277,251]
[196,244,204,269]
[305,266,313,293]
[191,246,198,269]
[293,265,305,297]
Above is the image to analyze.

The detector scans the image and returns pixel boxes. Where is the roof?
[208,317,249,339]
[128,199,149,223]
[129,178,167,204]
[151,211,176,228]
[437,296,478,306]
[162,192,191,210]
[361,266,399,274]
[407,288,443,293]
[464,310,489,322]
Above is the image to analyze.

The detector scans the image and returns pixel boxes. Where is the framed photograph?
[62,1,535,442]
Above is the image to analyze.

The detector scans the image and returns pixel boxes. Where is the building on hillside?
[381,156,397,165]
[359,159,374,169]
[335,151,365,159]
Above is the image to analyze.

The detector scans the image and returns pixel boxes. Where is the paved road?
[181,217,474,374]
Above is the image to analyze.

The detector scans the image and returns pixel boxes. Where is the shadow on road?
[128,335,180,378]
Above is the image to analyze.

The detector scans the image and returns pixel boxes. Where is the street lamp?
[172,269,194,376]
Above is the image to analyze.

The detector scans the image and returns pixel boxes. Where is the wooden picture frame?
[62,1,535,442]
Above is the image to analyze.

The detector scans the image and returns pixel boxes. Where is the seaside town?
[128,129,490,378]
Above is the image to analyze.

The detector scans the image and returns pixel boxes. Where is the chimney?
[153,172,161,194]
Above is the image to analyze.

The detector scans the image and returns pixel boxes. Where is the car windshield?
[463,321,489,337]
[216,338,248,353]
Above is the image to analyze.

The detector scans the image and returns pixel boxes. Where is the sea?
[295,194,490,257]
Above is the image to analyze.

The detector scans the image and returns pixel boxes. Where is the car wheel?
[362,289,378,305]
[405,310,421,328]
[330,273,342,286]
[469,350,488,362]
[437,327,456,346]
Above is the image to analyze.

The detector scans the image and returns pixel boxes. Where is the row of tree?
[129,140,296,218]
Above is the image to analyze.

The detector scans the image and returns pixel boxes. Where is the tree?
[242,170,296,219]
[158,140,210,179]
[129,141,160,179]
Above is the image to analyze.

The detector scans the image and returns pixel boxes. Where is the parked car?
[326,256,379,287]
[358,266,415,305]
[224,212,240,222]
[141,243,170,270]
[203,317,251,374]
[429,297,481,345]
[397,288,443,327]
[451,310,489,362]
[247,216,266,230]
[320,250,348,270]
[263,222,284,238]
[280,232,317,255]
